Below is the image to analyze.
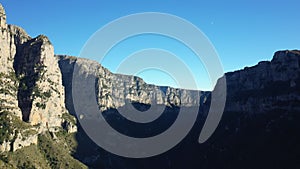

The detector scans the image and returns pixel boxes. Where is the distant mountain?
[0,3,299,169]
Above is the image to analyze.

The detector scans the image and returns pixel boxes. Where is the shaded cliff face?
[0,7,82,168]
[13,35,68,126]
[57,55,211,167]
[0,4,29,119]
[0,5,68,127]
[225,50,300,114]
[58,50,300,122]
[57,51,300,168]
[193,51,300,169]
[1,2,300,168]
[58,56,209,114]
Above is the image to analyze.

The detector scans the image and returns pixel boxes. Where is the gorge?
[0,3,299,169]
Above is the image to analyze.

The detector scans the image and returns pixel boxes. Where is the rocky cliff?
[57,50,300,168]
[58,50,300,118]
[0,2,300,169]
[58,56,206,114]
[225,50,300,114]
[0,3,76,154]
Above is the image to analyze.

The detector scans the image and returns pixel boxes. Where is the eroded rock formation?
[225,50,300,114]
[0,3,76,153]
[58,56,207,115]
[0,2,300,168]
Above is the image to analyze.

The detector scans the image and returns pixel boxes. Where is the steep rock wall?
[225,50,300,113]
[0,3,75,152]
[58,56,207,115]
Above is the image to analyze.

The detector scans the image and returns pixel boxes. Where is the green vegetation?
[37,132,87,169]
[35,102,46,109]
[16,61,51,111]
[0,71,19,97]
[0,129,87,169]
[32,86,52,100]
[0,111,32,144]
[62,113,76,125]
[0,111,15,143]
[0,145,47,169]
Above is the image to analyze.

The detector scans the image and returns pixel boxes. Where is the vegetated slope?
[0,3,86,168]
[1,2,300,169]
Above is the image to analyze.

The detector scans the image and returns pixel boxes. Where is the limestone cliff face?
[0,4,30,119]
[1,2,300,166]
[225,50,300,113]
[0,3,75,152]
[58,56,206,115]
[58,50,300,118]
[58,51,300,168]
[0,4,67,128]
[0,4,6,28]
[13,35,67,127]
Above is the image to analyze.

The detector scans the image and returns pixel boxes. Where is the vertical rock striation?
[58,56,207,115]
[13,35,67,127]
[0,4,28,119]
[0,5,67,130]
[0,4,6,28]
[0,3,75,152]
[225,50,300,114]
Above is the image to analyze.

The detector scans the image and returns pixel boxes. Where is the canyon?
[0,3,299,169]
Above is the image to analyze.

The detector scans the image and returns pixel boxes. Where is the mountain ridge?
[0,3,299,169]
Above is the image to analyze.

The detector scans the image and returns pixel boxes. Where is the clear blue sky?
[1,0,299,90]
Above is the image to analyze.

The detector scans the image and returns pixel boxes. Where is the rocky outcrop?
[13,35,67,127]
[225,50,300,114]
[58,56,207,115]
[0,140,10,152]
[0,111,39,153]
[61,50,300,169]
[58,49,300,124]
[0,4,29,119]
[0,3,68,128]
[0,4,6,28]
[1,2,300,168]
[57,56,78,116]
[63,120,78,134]
[0,3,73,152]
[12,132,38,152]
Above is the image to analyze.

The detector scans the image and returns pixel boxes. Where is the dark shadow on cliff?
[13,37,46,122]
[57,53,300,169]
